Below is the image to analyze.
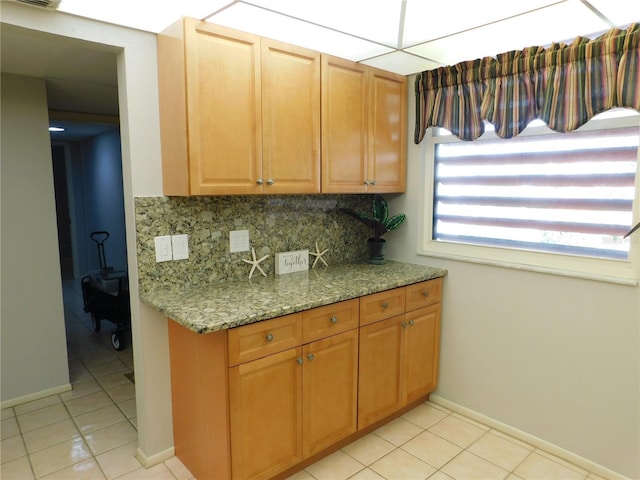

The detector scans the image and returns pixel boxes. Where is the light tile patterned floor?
[1,281,611,480]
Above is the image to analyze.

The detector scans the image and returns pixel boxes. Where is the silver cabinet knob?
[422,291,430,297]
[330,316,338,324]
[401,322,408,329]
[363,180,370,185]
[307,353,315,361]
[256,179,263,185]
[265,333,274,342]
[408,320,415,326]
[267,179,274,185]
[296,357,303,365]
[370,180,376,186]
[382,302,389,309]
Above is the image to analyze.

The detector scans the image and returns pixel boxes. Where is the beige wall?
[1,73,70,402]
[386,77,640,479]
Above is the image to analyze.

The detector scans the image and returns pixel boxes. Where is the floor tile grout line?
[336,407,599,480]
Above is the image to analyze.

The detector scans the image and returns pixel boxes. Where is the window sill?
[417,247,638,286]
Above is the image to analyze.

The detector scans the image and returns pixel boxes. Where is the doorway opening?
[50,118,137,426]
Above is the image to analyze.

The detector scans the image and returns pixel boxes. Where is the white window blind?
[432,122,639,261]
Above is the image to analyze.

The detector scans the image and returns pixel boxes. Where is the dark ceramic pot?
[367,238,386,265]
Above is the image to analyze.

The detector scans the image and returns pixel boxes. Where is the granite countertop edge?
[140,261,447,334]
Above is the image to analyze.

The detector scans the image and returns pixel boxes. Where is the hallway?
[0,280,193,479]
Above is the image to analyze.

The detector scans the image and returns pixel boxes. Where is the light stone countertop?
[140,261,447,334]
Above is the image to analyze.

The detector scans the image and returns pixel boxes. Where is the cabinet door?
[368,68,407,193]
[186,22,263,195]
[404,304,441,404]
[229,347,303,480]
[262,39,320,194]
[303,329,358,457]
[358,315,404,429]
[321,56,369,193]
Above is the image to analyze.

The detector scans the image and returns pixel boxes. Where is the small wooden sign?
[275,250,309,275]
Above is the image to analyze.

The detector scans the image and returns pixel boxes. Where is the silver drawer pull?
[330,316,338,324]
[422,291,430,297]
[265,333,274,342]
[382,302,389,309]
[267,179,274,185]
[307,353,315,361]
[256,178,263,185]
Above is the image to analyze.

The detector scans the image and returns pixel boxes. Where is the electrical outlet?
[229,230,250,253]
[154,235,172,262]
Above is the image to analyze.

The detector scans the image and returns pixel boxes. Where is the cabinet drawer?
[228,313,302,366]
[359,287,405,326]
[405,278,442,312]
[302,299,359,343]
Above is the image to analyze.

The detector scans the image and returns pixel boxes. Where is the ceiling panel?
[360,51,442,76]
[242,0,404,47]
[58,0,234,32]
[406,1,612,66]
[205,2,394,61]
[401,0,561,47]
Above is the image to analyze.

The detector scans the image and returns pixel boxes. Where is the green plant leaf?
[372,195,388,223]
[385,214,406,231]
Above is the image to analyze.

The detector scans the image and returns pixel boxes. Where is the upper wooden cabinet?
[321,55,407,193]
[157,19,321,195]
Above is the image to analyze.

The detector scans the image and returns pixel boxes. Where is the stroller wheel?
[111,331,125,351]
[92,315,101,332]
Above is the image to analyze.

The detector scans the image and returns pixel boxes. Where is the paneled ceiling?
[53,0,637,74]
[1,0,637,139]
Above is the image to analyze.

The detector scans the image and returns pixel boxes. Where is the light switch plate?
[172,234,189,260]
[154,235,172,262]
[275,250,309,275]
[230,230,250,253]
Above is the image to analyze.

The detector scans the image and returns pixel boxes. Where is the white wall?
[1,3,173,465]
[386,76,640,479]
[1,73,70,403]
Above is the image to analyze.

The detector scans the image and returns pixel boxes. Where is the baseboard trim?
[429,394,629,480]
[136,446,175,468]
[1,383,72,409]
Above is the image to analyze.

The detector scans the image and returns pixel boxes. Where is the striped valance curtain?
[414,23,640,142]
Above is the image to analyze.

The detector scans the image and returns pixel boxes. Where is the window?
[420,110,640,284]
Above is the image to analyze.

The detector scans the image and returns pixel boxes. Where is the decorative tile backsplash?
[135,195,373,293]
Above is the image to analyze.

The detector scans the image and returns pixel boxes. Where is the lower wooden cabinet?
[358,280,442,430]
[168,278,442,480]
[404,304,441,403]
[358,315,404,428]
[229,348,303,480]
[229,330,359,480]
[303,329,358,458]
[358,307,441,429]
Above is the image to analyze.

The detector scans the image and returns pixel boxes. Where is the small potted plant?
[340,195,406,264]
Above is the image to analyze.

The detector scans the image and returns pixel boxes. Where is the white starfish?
[242,248,269,279]
[309,242,328,268]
